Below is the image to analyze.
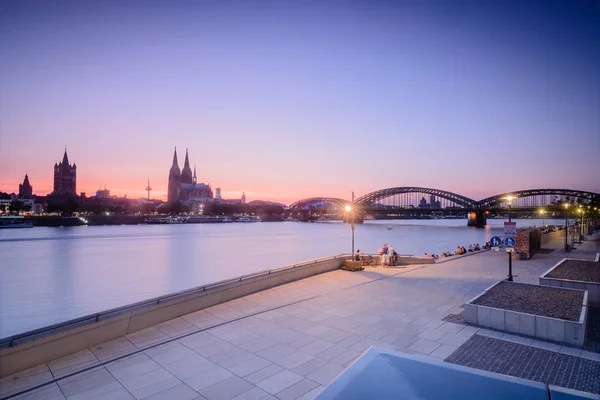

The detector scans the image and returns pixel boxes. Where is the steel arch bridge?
[354,187,477,208]
[288,197,349,210]
[476,189,600,208]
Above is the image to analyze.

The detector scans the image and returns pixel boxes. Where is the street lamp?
[506,196,514,223]
[505,196,514,281]
[577,207,584,239]
[345,205,355,257]
[564,203,569,251]
[538,209,546,227]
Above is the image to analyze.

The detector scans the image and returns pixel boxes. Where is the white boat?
[222,217,233,223]
[0,216,34,229]
[237,216,261,223]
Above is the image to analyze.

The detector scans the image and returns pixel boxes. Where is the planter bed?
[464,281,588,346]
[540,259,600,304]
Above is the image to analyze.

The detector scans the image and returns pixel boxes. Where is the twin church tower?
[167,148,213,203]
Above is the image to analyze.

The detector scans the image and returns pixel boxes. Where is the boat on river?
[0,216,34,229]
[236,216,261,223]
[144,216,185,224]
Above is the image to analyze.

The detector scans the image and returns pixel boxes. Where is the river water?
[0,218,563,338]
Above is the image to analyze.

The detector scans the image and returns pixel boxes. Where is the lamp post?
[345,205,355,257]
[538,209,545,227]
[578,207,584,239]
[506,196,514,281]
[564,203,569,251]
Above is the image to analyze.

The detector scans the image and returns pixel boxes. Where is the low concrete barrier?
[371,255,434,266]
[541,229,564,246]
[0,255,349,378]
[464,281,588,346]
[540,258,600,304]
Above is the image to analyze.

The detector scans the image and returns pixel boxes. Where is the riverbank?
[2,231,598,399]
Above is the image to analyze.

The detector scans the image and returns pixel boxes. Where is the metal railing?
[0,254,349,349]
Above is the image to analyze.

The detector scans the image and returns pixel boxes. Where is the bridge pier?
[467,211,487,227]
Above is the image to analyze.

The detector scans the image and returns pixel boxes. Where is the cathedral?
[167,148,213,203]
[52,150,77,196]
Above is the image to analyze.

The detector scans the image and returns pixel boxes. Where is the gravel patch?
[442,312,466,324]
[447,335,600,394]
[546,260,600,283]
[472,281,584,321]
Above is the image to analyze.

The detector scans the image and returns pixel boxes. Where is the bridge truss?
[288,188,600,212]
[354,187,477,209]
[477,189,600,208]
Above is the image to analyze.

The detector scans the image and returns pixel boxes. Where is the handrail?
[0,254,349,348]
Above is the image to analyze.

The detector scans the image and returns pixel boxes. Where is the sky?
[1,0,599,205]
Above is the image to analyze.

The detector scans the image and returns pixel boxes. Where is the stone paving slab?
[446,334,600,395]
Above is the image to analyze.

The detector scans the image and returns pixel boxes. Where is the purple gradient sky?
[1,1,599,204]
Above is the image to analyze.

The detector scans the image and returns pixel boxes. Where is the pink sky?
[1,2,599,205]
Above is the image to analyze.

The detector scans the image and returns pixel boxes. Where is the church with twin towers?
[167,148,213,203]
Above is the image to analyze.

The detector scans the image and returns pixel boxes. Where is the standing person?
[387,244,395,267]
[381,243,389,267]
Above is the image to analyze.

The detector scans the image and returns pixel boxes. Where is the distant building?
[419,196,427,208]
[96,187,111,198]
[215,188,222,200]
[52,150,77,196]
[167,148,213,203]
[19,174,33,198]
[221,193,248,205]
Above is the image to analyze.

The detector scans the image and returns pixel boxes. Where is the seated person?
[354,249,361,262]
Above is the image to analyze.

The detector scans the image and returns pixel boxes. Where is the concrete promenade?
[1,234,599,400]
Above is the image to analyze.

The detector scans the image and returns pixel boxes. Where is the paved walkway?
[2,233,599,400]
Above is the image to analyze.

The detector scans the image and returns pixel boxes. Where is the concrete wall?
[372,255,435,266]
[541,230,565,246]
[540,258,600,304]
[464,281,588,346]
[0,256,348,378]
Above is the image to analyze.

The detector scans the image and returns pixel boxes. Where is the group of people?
[378,243,398,267]
[354,243,398,267]
[424,243,483,259]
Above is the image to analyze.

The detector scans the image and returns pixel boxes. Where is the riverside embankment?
[1,231,598,399]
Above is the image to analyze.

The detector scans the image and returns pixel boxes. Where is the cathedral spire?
[193,165,197,184]
[171,147,179,169]
[181,148,193,184]
[184,148,190,169]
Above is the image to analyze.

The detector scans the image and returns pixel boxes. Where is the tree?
[157,202,190,215]
[62,198,80,215]
[9,200,25,214]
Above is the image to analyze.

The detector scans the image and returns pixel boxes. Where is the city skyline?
[1,1,599,204]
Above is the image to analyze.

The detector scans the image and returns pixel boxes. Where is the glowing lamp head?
[345,205,352,212]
